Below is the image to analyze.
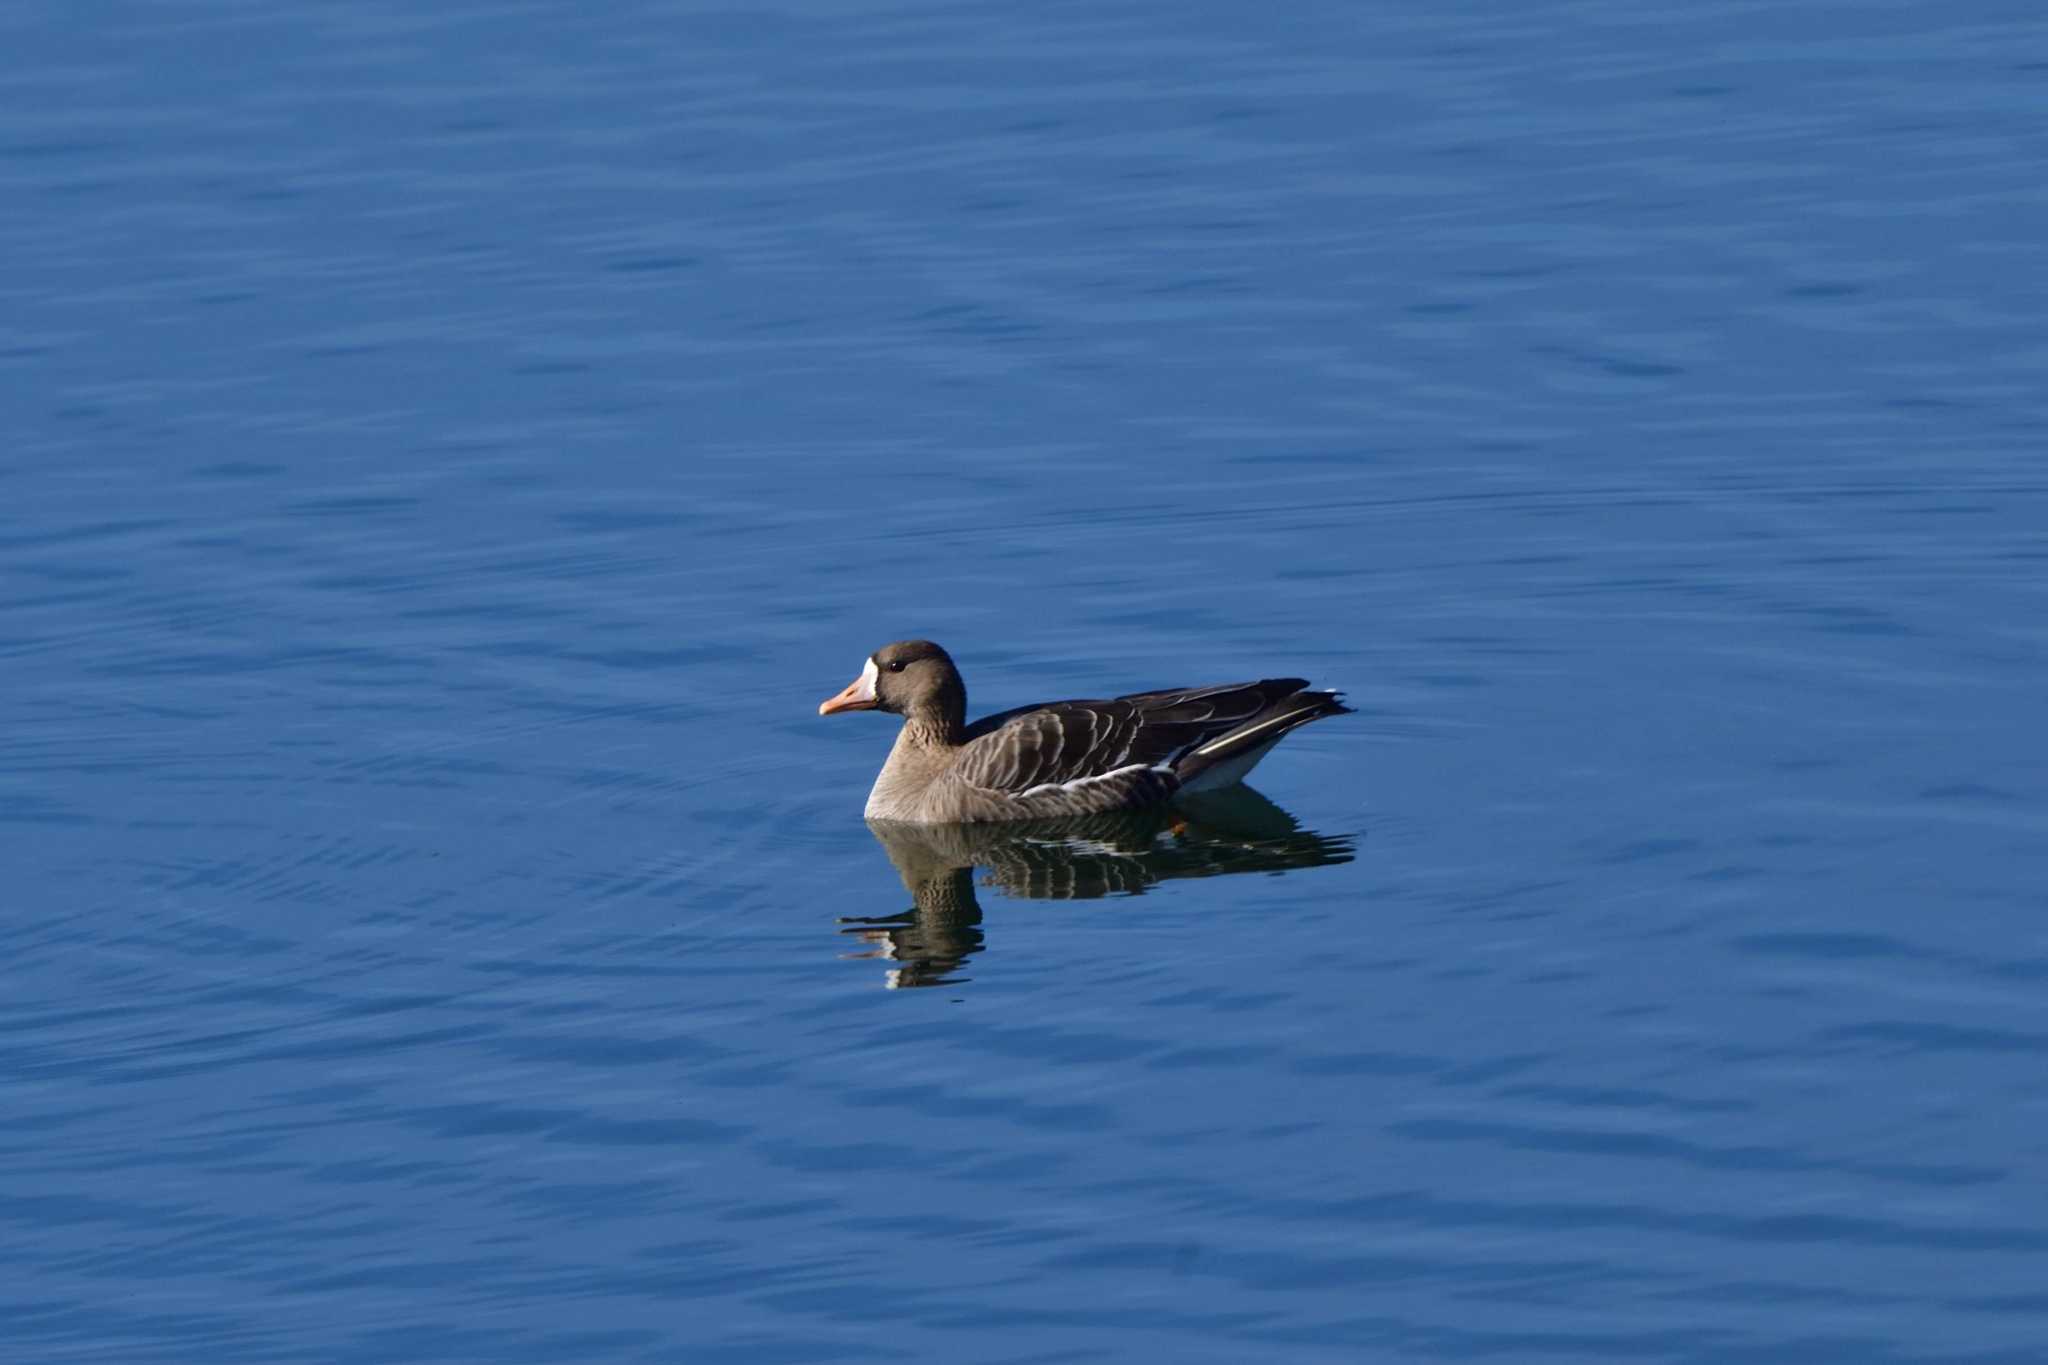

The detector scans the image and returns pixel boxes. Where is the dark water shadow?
[841,786,1355,989]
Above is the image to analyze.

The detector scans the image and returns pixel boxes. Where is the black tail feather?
[1170,688,1350,786]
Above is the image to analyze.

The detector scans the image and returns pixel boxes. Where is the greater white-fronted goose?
[817,640,1349,823]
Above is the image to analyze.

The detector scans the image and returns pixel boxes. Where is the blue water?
[6,1,2047,1359]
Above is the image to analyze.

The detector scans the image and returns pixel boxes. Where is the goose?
[817,639,1349,823]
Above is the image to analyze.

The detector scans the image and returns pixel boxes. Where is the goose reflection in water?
[839,785,1354,989]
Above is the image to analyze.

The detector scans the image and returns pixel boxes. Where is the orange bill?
[818,658,879,715]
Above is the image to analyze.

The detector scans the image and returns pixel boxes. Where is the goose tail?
[1172,688,1350,792]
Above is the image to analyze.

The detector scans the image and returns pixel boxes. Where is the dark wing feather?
[1108,679,1309,766]
[952,679,1308,796]
[951,706,1125,795]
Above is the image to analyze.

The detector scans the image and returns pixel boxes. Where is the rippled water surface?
[6,1,2047,1359]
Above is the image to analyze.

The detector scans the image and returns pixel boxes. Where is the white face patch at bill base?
[817,654,884,716]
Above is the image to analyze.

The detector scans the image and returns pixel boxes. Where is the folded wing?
[951,678,1313,798]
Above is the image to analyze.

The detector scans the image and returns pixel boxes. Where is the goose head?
[818,639,966,733]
